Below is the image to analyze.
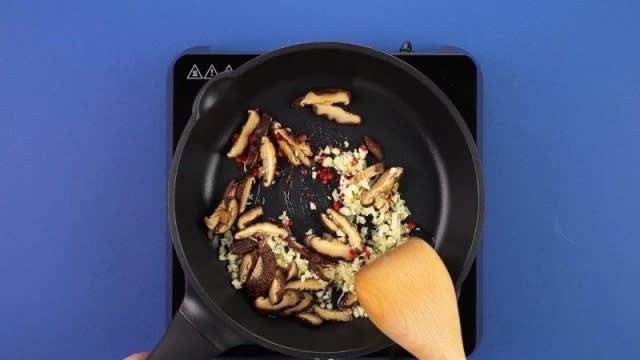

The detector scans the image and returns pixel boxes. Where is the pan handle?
[148,285,243,360]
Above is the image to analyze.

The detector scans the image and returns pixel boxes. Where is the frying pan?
[150,42,483,359]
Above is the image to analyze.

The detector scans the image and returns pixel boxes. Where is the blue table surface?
[2,1,639,359]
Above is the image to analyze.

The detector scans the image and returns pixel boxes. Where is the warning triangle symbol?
[187,65,203,80]
[224,64,233,72]
[203,65,218,79]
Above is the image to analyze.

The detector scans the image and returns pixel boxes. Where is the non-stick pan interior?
[171,44,481,356]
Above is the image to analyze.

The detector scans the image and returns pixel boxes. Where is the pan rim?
[168,41,484,357]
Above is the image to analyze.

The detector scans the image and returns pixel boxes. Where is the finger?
[123,352,149,360]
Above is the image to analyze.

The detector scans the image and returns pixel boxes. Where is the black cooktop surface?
[170,43,479,358]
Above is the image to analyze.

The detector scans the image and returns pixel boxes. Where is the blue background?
[1,1,639,359]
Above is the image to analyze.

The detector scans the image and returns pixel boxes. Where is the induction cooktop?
[170,41,480,358]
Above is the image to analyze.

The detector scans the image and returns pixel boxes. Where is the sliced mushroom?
[352,163,385,183]
[338,292,358,309]
[218,209,232,227]
[292,88,351,108]
[254,289,303,313]
[215,198,238,234]
[285,239,336,272]
[237,206,263,230]
[271,121,289,140]
[273,125,304,153]
[296,312,323,326]
[363,135,384,161]
[234,222,289,240]
[302,234,316,247]
[238,250,258,285]
[230,238,258,255]
[259,136,276,187]
[304,234,354,261]
[313,306,353,322]
[310,262,334,282]
[285,261,298,281]
[373,195,388,211]
[277,137,301,166]
[284,237,315,259]
[297,151,313,167]
[245,241,277,297]
[204,180,239,237]
[234,176,255,213]
[281,292,314,316]
[269,269,286,304]
[245,111,273,169]
[245,255,264,296]
[360,167,404,207]
[227,110,260,158]
[319,213,340,234]
[272,122,312,166]
[203,211,222,237]
[297,141,313,157]
[223,180,239,198]
[326,208,363,249]
[284,279,328,291]
[311,104,361,125]
[309,248,337,265]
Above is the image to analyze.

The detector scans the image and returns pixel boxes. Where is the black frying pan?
[150,42,483,359]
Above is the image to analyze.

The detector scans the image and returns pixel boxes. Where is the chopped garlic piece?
[322,157,333,167]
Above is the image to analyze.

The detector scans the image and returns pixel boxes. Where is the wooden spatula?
[355,237,465,360]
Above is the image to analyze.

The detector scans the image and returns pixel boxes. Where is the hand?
[123,352,149,360]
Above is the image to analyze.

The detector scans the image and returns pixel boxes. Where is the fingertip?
[123,352,149,360]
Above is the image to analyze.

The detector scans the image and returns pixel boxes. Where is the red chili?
[406,221,417,231]
[332,200,342,210]
[297,133,308,143]
[275,133,285,141]
[251,167,261,177]
[349,248,358,261]
[318,168,335,184]
[315,155,325,164]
